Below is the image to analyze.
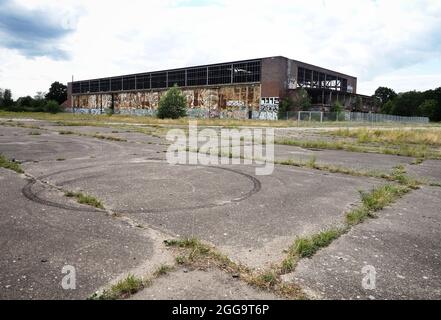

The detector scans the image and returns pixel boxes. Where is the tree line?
[0,82,67,114]
[373,86,441,121]
[1,81,440,121]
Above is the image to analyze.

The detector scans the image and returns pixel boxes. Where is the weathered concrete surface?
[274,144,414,173]
[2,120,440,300]
[287,186,441,300]
[0,125,166,165]
[0,168,160,300]
[406,160,441,185]
[0,123,383,270]
[122,164,381,269]
[131,269,279,300]
[21,160,380,270]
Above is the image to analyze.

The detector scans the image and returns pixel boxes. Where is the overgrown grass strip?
[0,154,24,173]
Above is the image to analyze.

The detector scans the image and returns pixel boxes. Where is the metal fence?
[282,111,429,124]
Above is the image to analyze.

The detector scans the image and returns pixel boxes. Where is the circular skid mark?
[22,162,261,214]
[22,178,101,213]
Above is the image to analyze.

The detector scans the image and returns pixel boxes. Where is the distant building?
[67,56,374,119]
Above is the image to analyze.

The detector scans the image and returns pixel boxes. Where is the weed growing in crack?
[163,238,305,299]
[89,274,145,300]
[292,228,344,259]
[153,265,175,277]
[65,191,104,209]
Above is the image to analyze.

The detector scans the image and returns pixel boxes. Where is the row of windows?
[297,67,349,92]
[72,61,261,94]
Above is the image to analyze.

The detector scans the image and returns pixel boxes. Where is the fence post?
[320,112,323,123]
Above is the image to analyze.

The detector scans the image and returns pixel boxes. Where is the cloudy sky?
[0,0,440,99]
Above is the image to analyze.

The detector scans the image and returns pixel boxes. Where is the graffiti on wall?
[71,85,261,119]
[259,97,279,120]
[226,100,245,108]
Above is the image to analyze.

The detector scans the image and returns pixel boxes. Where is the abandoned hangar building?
[68,56,374,120]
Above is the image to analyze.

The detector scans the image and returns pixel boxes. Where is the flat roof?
[70,56,356,84]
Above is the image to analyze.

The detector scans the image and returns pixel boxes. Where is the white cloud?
[1,0,440,98]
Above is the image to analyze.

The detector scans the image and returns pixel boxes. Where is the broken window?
[208,64,232,85]
[233,61,261,83]
[297,67,349,92]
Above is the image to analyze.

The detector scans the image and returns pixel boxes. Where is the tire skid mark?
[21,162,262,214]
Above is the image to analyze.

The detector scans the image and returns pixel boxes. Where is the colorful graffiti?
[71,85,261,119]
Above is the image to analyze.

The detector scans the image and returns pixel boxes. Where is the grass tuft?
[90,274,144,300]
[153,265,175,277]
[251,271,278,289]
[360,184,409,212]
[91,134,127,142]
[65,191,104,209]
[293,228,343,258]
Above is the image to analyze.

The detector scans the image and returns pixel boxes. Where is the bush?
[331,100,344,113]
[278,97,293,119]
[418,99,438,121]
[157,85,187,119]
[45,100,62,114]
[296,88,311,111]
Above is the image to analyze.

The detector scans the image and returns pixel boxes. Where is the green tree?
[297,88,311,111]
[278,97,293,119]
[390,91,424,117]
[374,87,397,106]
[157,85,187,119]
[44,100,62,114]
[3,89,13,106]
[418,99,438,120]
[331,100,344,113]
[45,82,67,105]
[16,96,33,108]
[381,100,395,114]
[0,89,4,108]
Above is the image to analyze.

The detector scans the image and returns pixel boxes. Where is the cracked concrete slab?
[123,164,381,269]
[285,186,441,300]
[274,144,414,173]
[131,268,279,300]
[0,168,160,300]
[406,160,441,185]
